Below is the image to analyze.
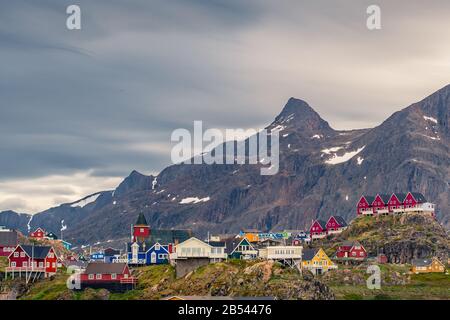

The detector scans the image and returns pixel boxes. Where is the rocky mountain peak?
[269,97,335,137]
[114,170,152,197]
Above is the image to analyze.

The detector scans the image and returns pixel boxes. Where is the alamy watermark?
[366,265,381,289]
[171,121,279,176]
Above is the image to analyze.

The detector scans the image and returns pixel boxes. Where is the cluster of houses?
[357,192,435,217]
[0,190,446,292]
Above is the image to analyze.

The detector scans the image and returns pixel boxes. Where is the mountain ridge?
[1,84,449,244]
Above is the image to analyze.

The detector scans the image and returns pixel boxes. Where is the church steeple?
[132,212,150,243]
[135,212,148,226]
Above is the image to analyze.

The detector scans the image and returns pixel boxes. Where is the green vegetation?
[0,257,8,273]
[322,263,450,300]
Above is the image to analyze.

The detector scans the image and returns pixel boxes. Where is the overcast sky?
[1,0,450,213]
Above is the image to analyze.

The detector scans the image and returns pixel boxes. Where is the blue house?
[145,242,169,265]
[127,241,169,265]
[61,240,72,250]
[90,252,105,262]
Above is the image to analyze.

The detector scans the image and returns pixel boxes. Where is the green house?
[225,237,258,260]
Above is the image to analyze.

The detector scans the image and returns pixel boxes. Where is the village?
[0,191,448,299]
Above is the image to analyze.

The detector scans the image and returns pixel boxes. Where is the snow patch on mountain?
[423,116,438,124]
[180,197,210,204]
[70,193,100,208]
[325,146,365,165]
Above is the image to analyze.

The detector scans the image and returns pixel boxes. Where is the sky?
[1,0,450,213]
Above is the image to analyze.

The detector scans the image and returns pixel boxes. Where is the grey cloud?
[0,0,449,211]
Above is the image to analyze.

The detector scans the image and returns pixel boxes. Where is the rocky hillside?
[16,261,334,300]
[1,84,450,245]
[316,213,449,264]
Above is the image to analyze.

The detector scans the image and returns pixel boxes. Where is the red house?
[0,230,18,257]
[387,193,406,213]
[29,227,46,239]
[309,220,327,239]
[371,194,390,215]
[133,213,150,243]
[79,262,136,292]
[336,241,367,261]
[356,195,375,215]
[357,192,433,217]
[7,245,58,277]
[326,216,348,234]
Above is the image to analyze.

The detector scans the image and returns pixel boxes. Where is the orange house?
[411,257,445,274]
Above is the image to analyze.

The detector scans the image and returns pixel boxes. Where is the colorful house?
[104,247,121,263]
[0,229,18,257]
[335,241,367,261]
[128,241,170,265]
[60,240,72,250]
[302,248,337,275]
[126,213,190,265]
[377,253,388,264]
[326,216,348,234]
[45,232,58,240]
[170,237,227,277]
[238,230,260,243]
[309,220,327,239]
[79,262,136,292]
[132,212,150,243]
[357,192,435,216]
[411,258,445,274]
[7,245,58,277]
[225,237,258,260]
[29,227,46,239]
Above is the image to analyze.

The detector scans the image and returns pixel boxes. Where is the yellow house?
[302,248,337,275]
[411,257,445,274]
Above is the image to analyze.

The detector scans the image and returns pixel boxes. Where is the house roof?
[363,195,375,204]
[148,229,192,245]
[104,248,120,256]
[393,193,407,202]
[314,220,327,229]
[208,241,225,247]
[0,230,18,246]
[84,262,128,275]
[331,216,347,227]
[21,245,52,259]
[410,192,427,203]
[127,241,169,253]
[135,212,148,226]
[302,248,319,261]
[411,259,433,267]
[379,194,391,203]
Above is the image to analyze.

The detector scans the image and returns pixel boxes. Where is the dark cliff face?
[1,85,449,244]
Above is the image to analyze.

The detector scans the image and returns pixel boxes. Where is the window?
[14,252,19,258]
[39,262,43,268]
[140,228,144,233]
[46,262,50,267]
[88,274,94,280]
[155,243,160,250]
[124,273,128,279]
[111,273,117,279]
[96,274,102,279]
[11,262,16,267]
[23,262,27,267]
[20,252,25,258]
[52,262,56,268]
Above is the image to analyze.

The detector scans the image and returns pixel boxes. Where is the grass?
[20,273,72,300]
[0,257,8,273]
[327,266,450,300]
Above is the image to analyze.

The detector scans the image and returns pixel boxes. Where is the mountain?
[1,84,449,245]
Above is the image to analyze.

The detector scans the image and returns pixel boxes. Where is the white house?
[170,237,227,263]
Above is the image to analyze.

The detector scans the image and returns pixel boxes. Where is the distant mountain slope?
[1,84,449,245]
